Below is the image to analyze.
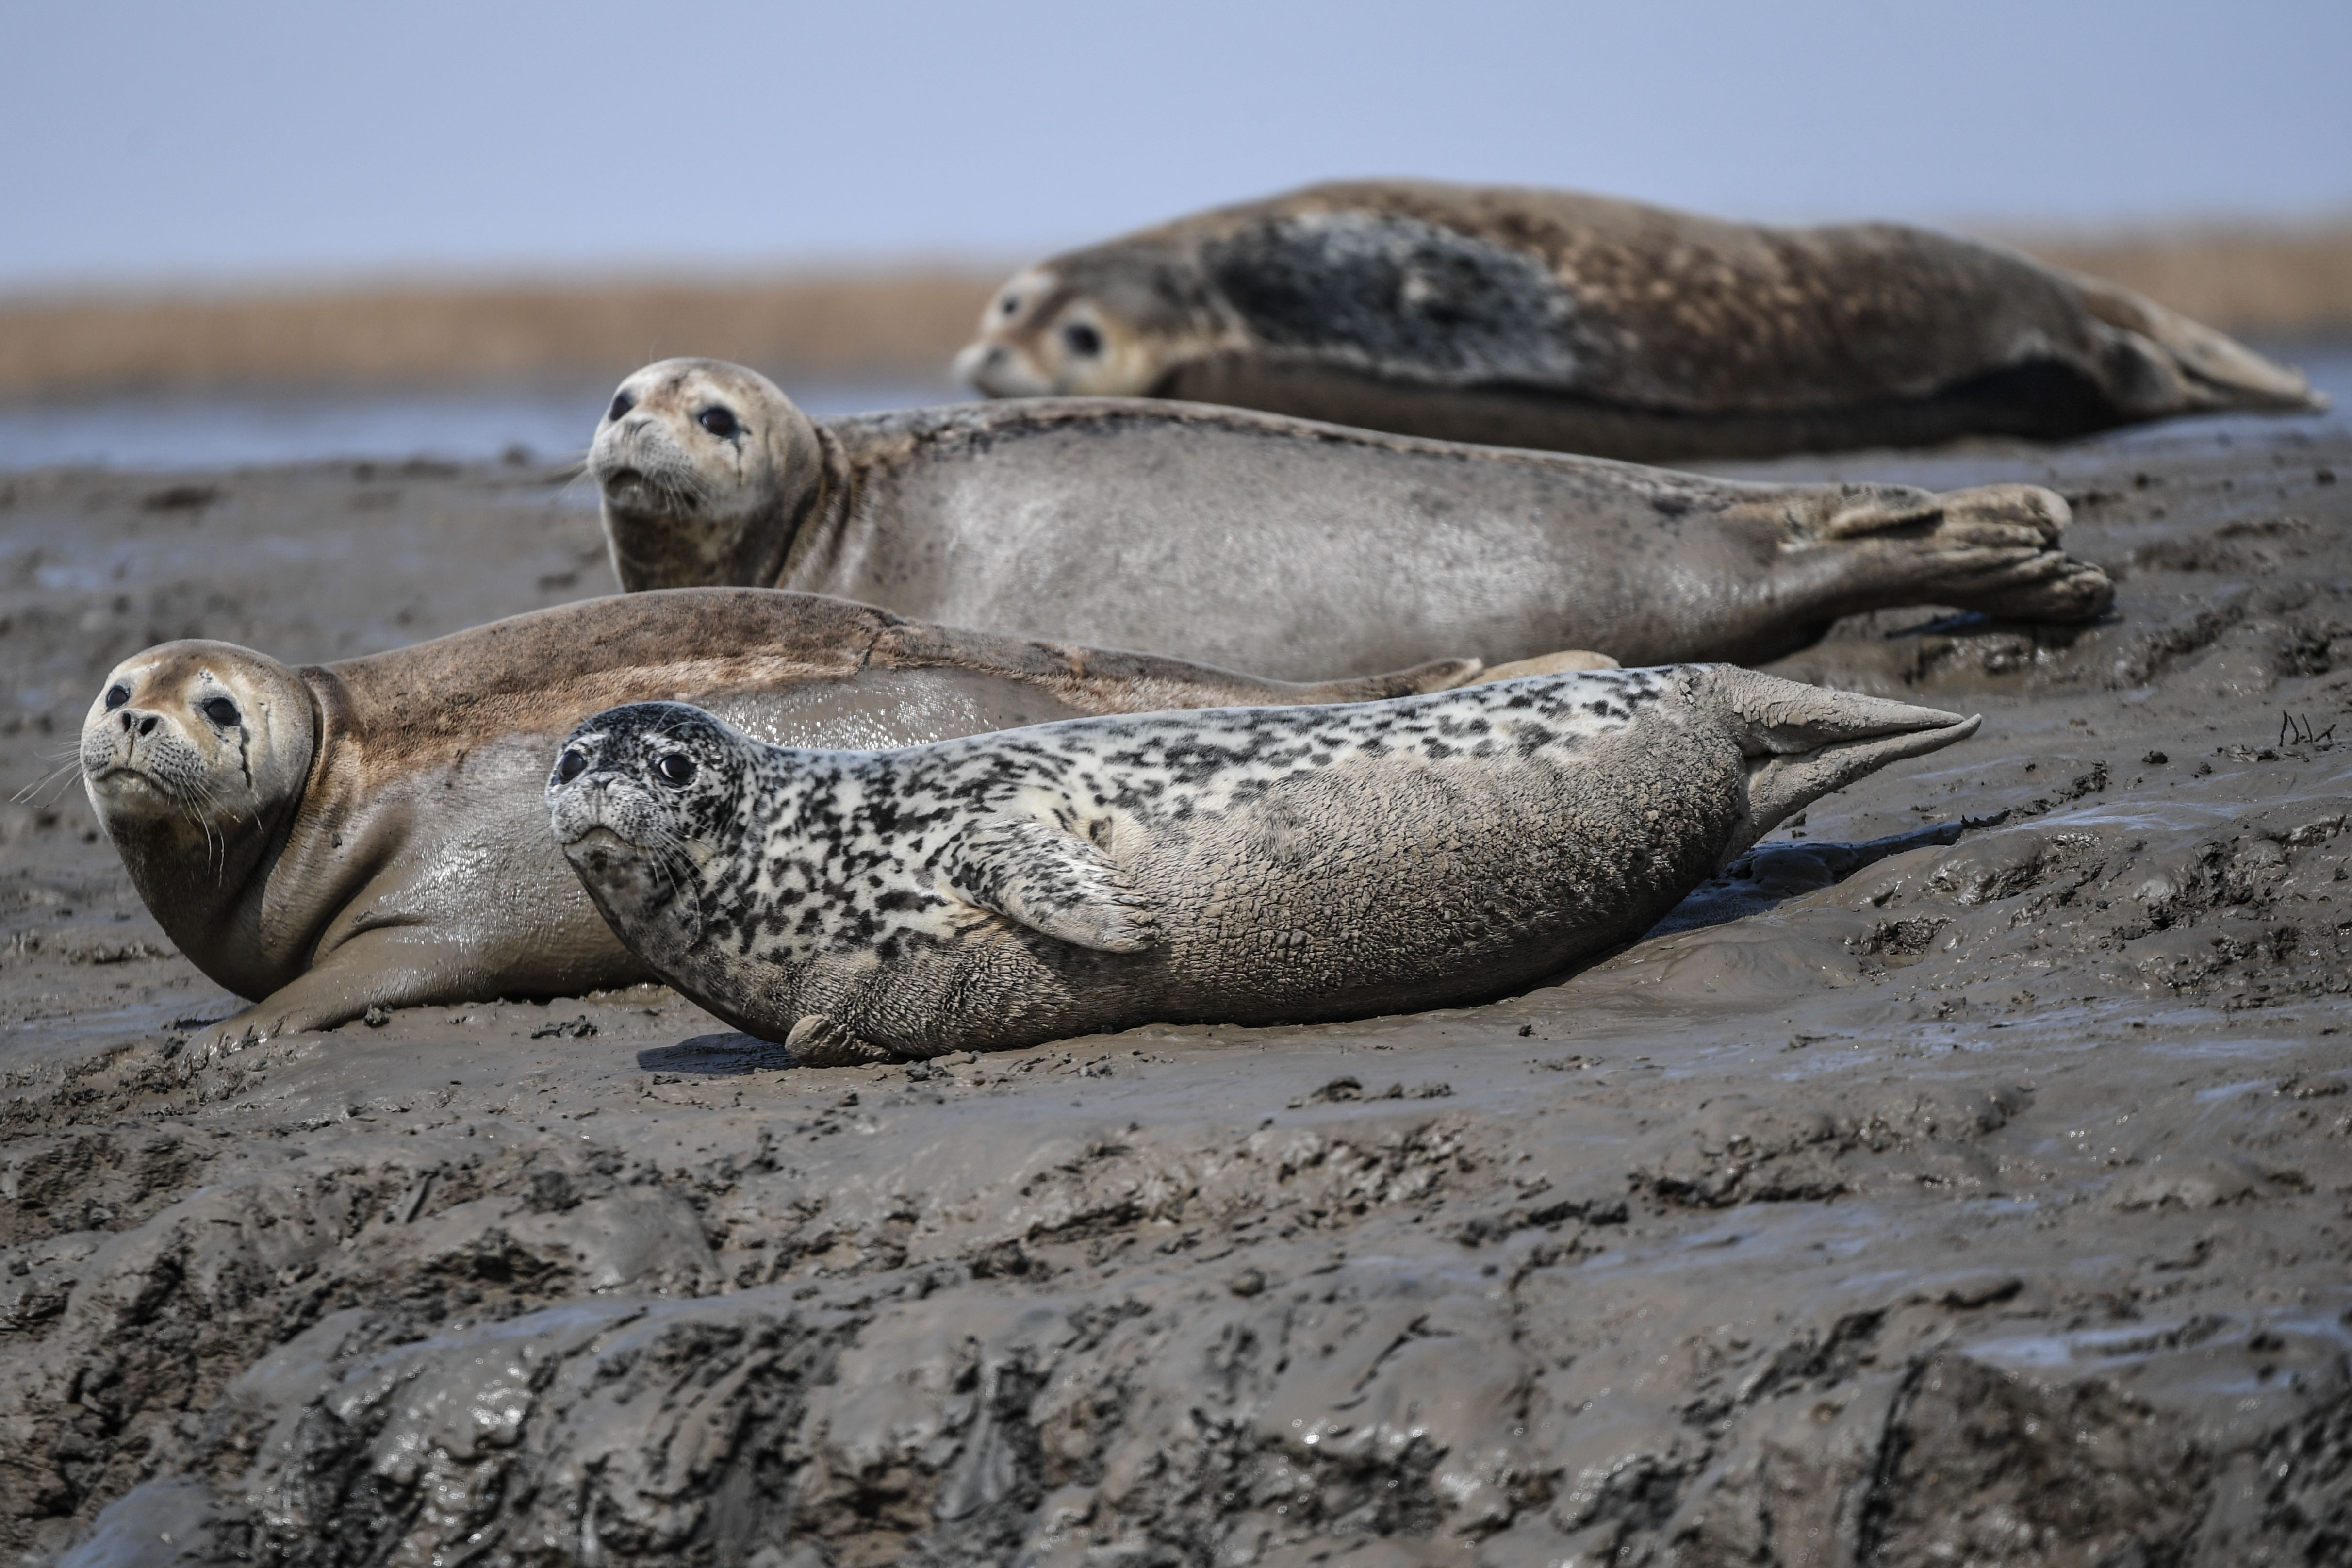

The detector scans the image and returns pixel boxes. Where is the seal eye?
[557,748,589,783]
[199,696,240,726]
[607,391,635,422]
[697,407,740,440]
[104,684,130,710]
[655,753,697,787]
[999,295,1021,316]
[1062,322,1103,358]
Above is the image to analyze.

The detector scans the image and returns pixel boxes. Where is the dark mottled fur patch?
[1202,213,1584,385]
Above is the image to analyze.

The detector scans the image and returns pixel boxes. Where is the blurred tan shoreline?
[2,226,2347,402]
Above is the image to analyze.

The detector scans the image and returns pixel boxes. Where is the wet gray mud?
[4,424,2352,1565]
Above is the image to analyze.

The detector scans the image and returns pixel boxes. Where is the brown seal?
[78,589,1480,1048]
[954,179,2322,461]
[593,358,2113,681]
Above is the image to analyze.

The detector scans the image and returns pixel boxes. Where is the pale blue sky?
[5,0,2347,292]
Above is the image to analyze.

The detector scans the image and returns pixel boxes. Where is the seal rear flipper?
[1771,483,2113,625]
[2063,269,2324,415]
[938,816,1160,953]
[1701,667,1981,864]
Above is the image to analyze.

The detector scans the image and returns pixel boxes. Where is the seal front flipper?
[786,1014,897,1067]
[196,926,589,1055]
[937,815,1159,953]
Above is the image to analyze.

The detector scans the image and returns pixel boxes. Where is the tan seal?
[593,357,2112,681]
[954,180,2323,461]
[548,668,1977,1060]
[79,589,1482,1048]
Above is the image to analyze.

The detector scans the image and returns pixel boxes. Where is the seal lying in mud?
[594,358,2113,679]
[79,590,1489,1048]
[954,179,2323,462]
[547,669,1977,1062]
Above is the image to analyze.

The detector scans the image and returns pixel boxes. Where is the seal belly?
[1132,721,1745,1024]
[827,415,1635,678]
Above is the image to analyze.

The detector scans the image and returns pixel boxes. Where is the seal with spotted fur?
[548,669,1977,1061]
[594,358,2111,680]
[955,179,2323,461]
[80,589,1487,1051]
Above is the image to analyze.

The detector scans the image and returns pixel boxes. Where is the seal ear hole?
[557,749,589,783]
[1061,322,1103,358]
[656,753,697,787]
[198,696,240,727]
[607,391,635,422]
[104,684,130,710]
[697,407,741,440]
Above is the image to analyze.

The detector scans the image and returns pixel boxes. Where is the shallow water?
[0,377,965,471]
[0,347,2340,474]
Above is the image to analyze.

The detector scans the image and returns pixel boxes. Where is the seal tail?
[2064,269,2325,416]
[1699,667,1979,864]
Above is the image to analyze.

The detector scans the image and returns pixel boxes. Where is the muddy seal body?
[594,359,2113,681]
[548,669,1978,1061]
[78,590,1481,1048]
[954,179,2322,462]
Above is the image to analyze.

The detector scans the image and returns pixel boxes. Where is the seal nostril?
[137,714,159,736]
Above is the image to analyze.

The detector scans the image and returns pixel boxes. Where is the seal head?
[592,358,831,591]
[954,264,1219,398]
[550,702,747,965]
[80,641,316,1000]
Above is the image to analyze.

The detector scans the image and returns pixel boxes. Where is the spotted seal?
[953,179,2322,461]
[80,589,1484,1049]
[593,358,2111,680]
[547,668,1977,1061]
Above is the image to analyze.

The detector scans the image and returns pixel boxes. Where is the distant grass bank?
[1996,224,2352,346]
[2,227,2346,401]
[0,272,1000,401]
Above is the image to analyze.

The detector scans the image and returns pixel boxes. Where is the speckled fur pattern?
[551,668,1977,1062]
[956,180,2320,461]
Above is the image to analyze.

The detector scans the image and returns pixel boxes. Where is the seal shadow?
[1641,814,2005,942]
[637,1032,798,1076]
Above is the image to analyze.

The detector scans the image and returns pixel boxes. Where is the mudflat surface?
[3,420,2352,1565]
